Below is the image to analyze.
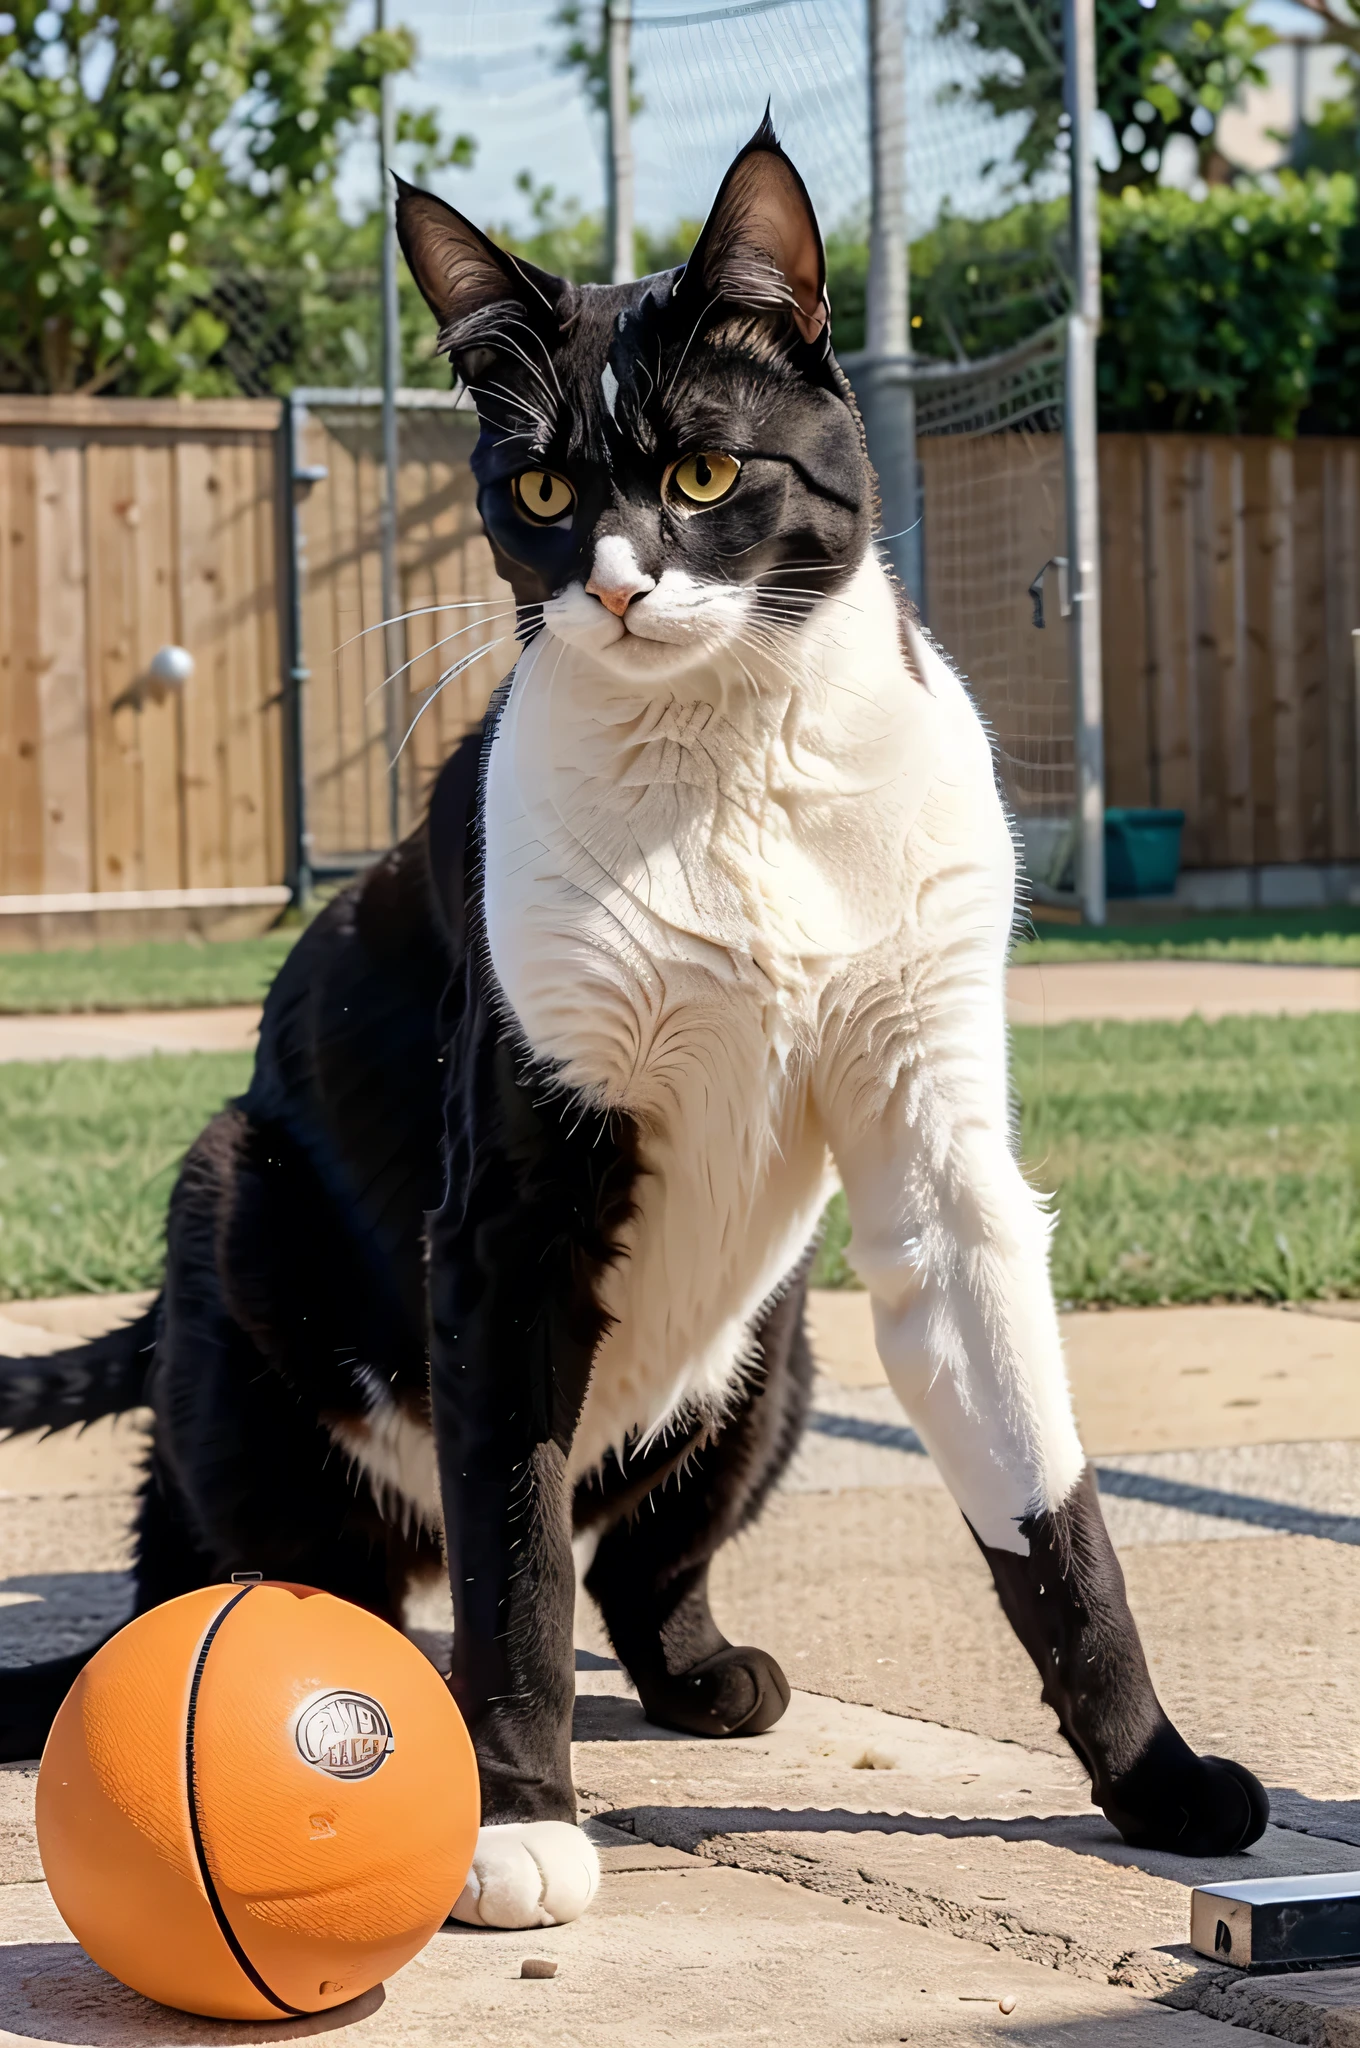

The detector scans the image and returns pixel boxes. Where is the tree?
[487,171,697,285]
[938,0,1270,192]
[0,0,471,395]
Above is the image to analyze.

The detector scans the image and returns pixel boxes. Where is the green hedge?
[1098,176,1355,437]
[826,178,1357,439]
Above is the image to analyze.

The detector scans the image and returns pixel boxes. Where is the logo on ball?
[295,1691,394,1779]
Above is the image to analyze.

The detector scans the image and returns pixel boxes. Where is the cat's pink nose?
[588,579,639,617]
[586,538,655,618]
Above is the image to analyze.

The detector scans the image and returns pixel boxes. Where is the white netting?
[907,323,1075,895]
[315,0,1077,889]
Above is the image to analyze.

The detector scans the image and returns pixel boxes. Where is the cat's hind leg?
[578,1269,812,1738]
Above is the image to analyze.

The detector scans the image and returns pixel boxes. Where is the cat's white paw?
[449,1821,600,1929]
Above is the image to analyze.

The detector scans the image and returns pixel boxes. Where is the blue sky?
[344,0,1342,239]
[347,0,1057,239]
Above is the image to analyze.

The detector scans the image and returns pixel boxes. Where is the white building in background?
[1216,2,1353,173]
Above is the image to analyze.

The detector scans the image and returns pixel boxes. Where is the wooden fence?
[0,396,288,922]
[920,429,1071,825]
[1100,433,1360,870]
[292,395,511,864]
[3,396,1358,931]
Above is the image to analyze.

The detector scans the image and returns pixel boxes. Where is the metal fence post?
[861,0,922,608]
[377,0,403,844]
[606,0,635,285]
[1063,0,1105,924]
[282,394,316,904]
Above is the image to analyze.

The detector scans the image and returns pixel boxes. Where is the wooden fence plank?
[33,439,92,893]
[86,438,145,891]
[1191,439,1251,867]
[1221,443,1252,867]
[132,440,184,889]
[256,432,287,890]
[295,409,344,861]
[1143,437,1200,848]
[1269,440,1302,864]
[220,435,270,884]
[1322,443,1360,862]
[0,445,45,894]
[0,444,20,891]
[324,428,376,855]
[1098,434,1151,809]
[354,438,391,850]
[176,433,223,887]
[1239,443,1274,864]
[1291,441,1330,862]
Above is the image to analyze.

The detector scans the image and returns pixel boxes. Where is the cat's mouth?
[541,576,755,678]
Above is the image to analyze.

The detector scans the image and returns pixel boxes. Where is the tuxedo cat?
[0,119,1265,1949]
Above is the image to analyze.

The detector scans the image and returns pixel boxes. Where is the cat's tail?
[0,1299,159,1435]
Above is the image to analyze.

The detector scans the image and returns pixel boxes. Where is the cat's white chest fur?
[482,555,945,1473]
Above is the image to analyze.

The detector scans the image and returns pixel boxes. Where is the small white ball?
[148,644,194,688]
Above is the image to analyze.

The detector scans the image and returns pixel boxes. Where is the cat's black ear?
[394,176,564,368]
[677,111,827,345]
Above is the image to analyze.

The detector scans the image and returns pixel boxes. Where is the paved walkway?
[1007,958,1360,1023]
[6,1289,1360,2040]
[0,1006,260,1061]
[806,1292,1360,1451]
[0,960,1354,1063]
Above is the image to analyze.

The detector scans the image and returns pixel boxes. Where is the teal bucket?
[1104,808,1185,898]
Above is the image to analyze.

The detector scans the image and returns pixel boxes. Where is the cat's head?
[396,115,874,684]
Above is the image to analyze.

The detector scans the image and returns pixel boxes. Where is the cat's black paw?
[638,1645,791,1738]
[1102,1727,1269,1856]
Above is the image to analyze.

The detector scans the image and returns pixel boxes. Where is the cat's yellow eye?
[668,451,741,507]
[512,469,576,525]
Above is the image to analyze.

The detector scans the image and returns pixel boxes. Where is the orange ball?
[36,1582,479,2020]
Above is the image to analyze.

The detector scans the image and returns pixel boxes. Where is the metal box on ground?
[1192,1873,1360,1970]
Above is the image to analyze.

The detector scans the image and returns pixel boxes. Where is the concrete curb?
[1168,1965,1360,2045]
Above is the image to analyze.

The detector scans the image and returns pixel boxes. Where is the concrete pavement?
[1006,959,1360,1024]
[1,1292,1360,2040]
[0,1008,261,1062]
[0,959,1357,1064]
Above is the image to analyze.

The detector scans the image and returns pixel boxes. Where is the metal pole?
[377,0,403,843]
[1063,0,1105,924]
[606,0,634,285]
[861,0,921,607]
[283,396,314,903]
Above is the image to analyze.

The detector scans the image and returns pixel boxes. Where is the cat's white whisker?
[364,611,519,704]
[329,599,528,664]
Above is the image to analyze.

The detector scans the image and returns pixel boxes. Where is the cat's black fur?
[0,119,1266,1865]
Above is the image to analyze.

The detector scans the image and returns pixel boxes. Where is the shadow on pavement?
[0,1575,132,1668]
[1269,1787,1360,1848]
[599,1801,1346,1888]
[0,1947,383,2046]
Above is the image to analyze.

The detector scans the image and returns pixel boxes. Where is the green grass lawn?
[1,1016,1356,1307]
[814,1013,1360,1305]
[1016,906,1360,966]
[0,1053,251,1299]
[0,936,299,1015]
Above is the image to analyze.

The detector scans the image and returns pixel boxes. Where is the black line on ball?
[184,1585,304,2018]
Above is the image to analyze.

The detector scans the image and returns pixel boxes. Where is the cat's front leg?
[430,1426,599,1929]
[424,1030,614,1929]
[822,941,1267,1857]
